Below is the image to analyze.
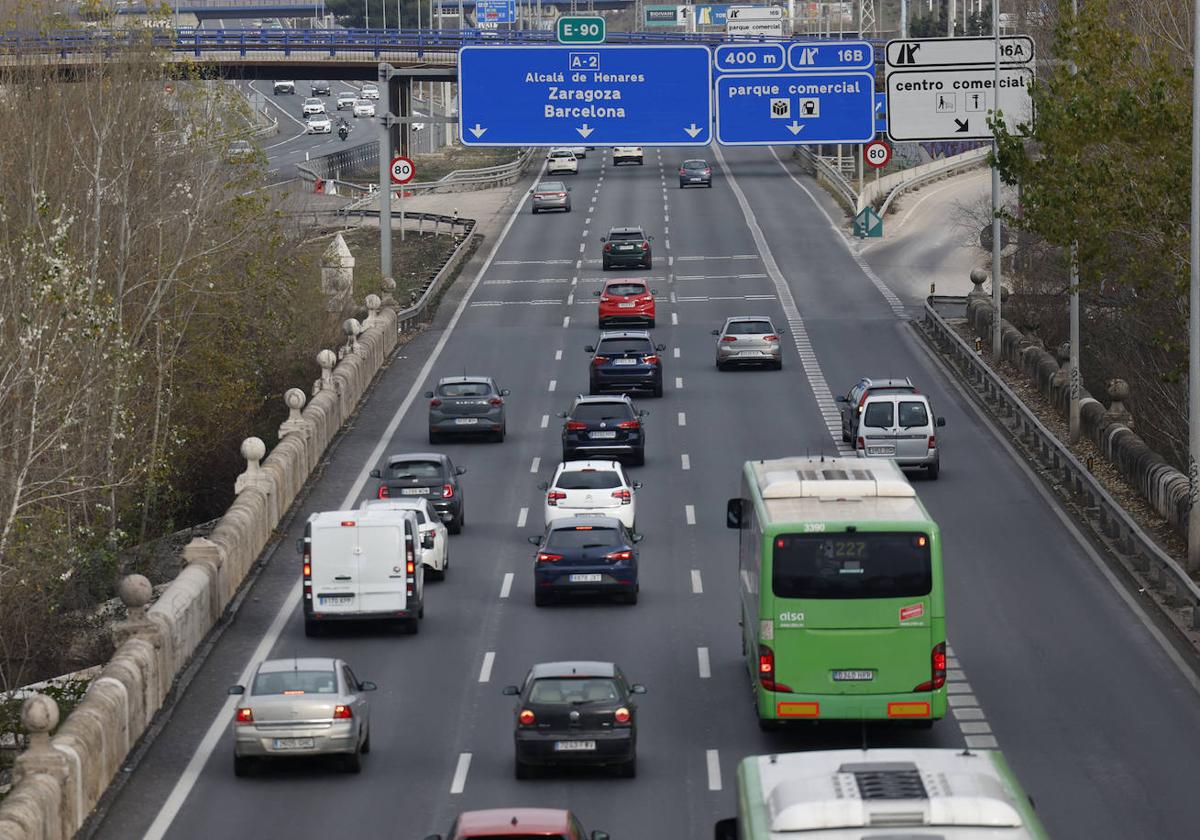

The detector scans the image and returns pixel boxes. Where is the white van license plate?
[273,738,315,750]
[554,740,596,751]
[866,446,895,456]
[569,574,603,583]
[319,595,353,606]
[832,670,875,681]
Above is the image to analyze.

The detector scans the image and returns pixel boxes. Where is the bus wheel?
[757,717,781,732]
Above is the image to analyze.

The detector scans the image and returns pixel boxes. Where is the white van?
[300,509,426,637]
[855,392,946,479]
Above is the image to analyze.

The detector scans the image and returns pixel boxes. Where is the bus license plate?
[273,738,315,750]
[554,740,596,751]
[832,670,875,681]
[319,595,354,606]
[569,574,603,583]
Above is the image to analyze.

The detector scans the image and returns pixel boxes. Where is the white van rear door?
[311,519,359,614]
[357,518,408,614]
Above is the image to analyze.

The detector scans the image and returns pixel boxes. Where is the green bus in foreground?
[715,748,1051,839]
[726,457,946,728]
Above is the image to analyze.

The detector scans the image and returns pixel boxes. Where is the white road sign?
[885,36,1034,70]
[727,5,784,20]
[727,19,785,36]
[885,66,1034,142]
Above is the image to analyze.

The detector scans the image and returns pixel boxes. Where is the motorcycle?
[337,124,349,141]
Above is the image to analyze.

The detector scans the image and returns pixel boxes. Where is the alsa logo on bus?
[777,611,805,628]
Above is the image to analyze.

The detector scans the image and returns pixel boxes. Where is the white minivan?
[359,498,449,580]
[855,392,945,479]
[300,509,426,636]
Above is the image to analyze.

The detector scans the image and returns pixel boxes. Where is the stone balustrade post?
[380,277,398,310]
[341,318,363,358]
[11,694,76,837]
[312,349,338,396]
[1105,379,1134,429]
[233,437,270,496]
[362,294,385,330]
[967,268,988,300]
[278,388,309,440]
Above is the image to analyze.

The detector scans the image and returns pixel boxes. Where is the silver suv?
[855,392,945,479]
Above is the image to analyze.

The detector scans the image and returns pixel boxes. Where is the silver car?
[531,180,571,214]
[425,376,509,443]
[855,392,945,479]
[336,90,357,110]
[229,657,375,775]
[713,316,784,370]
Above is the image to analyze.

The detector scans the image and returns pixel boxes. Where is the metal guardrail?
[877,146,990,217]
[921,296,1200,629]
[794,146,857,214]
[389,214,477,333]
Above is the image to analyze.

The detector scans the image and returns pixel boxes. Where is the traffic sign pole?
[992,4,1002,360]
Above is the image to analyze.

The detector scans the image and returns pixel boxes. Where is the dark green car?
[601,227,653,271]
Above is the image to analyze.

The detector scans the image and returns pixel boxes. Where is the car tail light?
[613,707,631,724]
[566,421,587,431]
[537,552,563,563]
[442,483,454,499]
[641,355,658,365]
[302,562,311,578]
[236,707,254,724]
[641,240,649,249]
[333,704,353,720]
[639,294,653,302]
[914,642,947,692]
[616,420,640,430]
[599,296,610,303]
[603,243,612,253]
[612,489,632,504]
[679,168,686,175]
[704,168,711,175]
[856,436,865,451]
[721,336,738,342]
[429,398,442,407]
[547,490,567,506]
[555,192,566,198]
[764,335,779,342]
[406,560,415,574]
[377,485,389,499]
[606,549,633,562]
[489,398,503,406]
[591,355,608,366]
[928,435,936,449]
[518,709,535,726]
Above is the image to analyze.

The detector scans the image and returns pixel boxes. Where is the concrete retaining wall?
[0,302,400,839]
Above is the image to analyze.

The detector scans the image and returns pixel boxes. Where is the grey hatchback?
[425,376,508,443]
[531,180,571,214]
[678,158,712,188]
[713,316,784,370]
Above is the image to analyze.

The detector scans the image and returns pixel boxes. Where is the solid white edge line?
[142,154,550,840]
[450,752,472,794]
[706,749,722,791]
[500,572,514,599]
[517,507,528,528]
[478,652,495,684]
[697,646,711,679]
[691,569,703,594]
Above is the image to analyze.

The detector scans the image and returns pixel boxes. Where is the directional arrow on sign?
[469,123,487,138]
[786,122,804,135]
[684,123,702,138]
[577,124,594,138]
[954,118,969,132]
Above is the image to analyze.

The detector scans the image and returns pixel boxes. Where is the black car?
[601,226,652,270]
[560,395,648,466]
[587,331,665,398]
[503,661,646,778]
[370,453,466,533]
[424,376,509,444]
[836,377,918,443]
[310,80,331,96]
[678,158,712,188]
[527,517,641,606]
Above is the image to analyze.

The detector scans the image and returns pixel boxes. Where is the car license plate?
[866,446,895,456]
[401,487,428,495]
[273,738,316,750]
[738,351,765,357]
[590,431,617,439]
[618,302,636,308]
[319,595,354,606]
[832,670,875,682]
[454,418,479,425]
[616,245,634,251]
[569,574,603,583]
[554,740,597,751]
[613,358,637,365]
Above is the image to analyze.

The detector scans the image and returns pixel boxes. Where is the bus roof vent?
[757,460,915,500]
[840,762,927,800]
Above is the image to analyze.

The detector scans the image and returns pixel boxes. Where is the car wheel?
[716,361,727,372]
[427,564,445,582]
[631,449,645,467]
[361,728,371,754]
[535,591,553,607]
[841,428,851,443]
[515,760,534,780]
[494,425,506,443]
[618,756,637,778]
[643,258,652,269]
[303,618,323,638]
[927,461,940,480]
[652,382,664,398]
[565,205,571,212]
[532,208,539,214]
[343,748,362,774]
[449,512,462,535]
[647,318,656,328]
[602,261,611,271]
[233,755,253,777]
[621,589,639,606]
[428,430,440,445]
[772,360,783,371]
[707,182,713,188]
[406,617,421,635]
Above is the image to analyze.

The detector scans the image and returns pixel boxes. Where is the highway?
[91,146,1200,839]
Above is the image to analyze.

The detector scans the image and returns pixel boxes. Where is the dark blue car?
[586,331,665,398]
[560,395,648,466]
[528,517,641,607]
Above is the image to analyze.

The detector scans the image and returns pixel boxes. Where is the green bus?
[726,456,946,728]
[715,748,1051,839]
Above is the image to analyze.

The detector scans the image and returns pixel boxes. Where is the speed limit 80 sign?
[864,139,892,169]
[390,155,415,185]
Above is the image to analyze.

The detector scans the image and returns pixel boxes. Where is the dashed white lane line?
[671,312,678,326]
[678,411,687,426]
[578,242,585,253]
[555,349,563,360]
[585,216,592,224]
[548,379,557,392]
[530,456,541,474]
[517,507,528,528]
[706,750,722,791]
[668,255,674,266]
[675,376,683,390]
[540,414,549,428]
[567,293,574,305]
[681,453,690,470]
[697,647,711,679]
[450,753,472,794]
[478,651,495,683]
[665,238,671,249]
[562,316,571,328]
[500,572,514,599]
[582,229,589,236]
[672,347,680,358]
[691,569,703,593]
[670,291,677,303]
[685,504,696,525]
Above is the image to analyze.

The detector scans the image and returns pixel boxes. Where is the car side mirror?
[777,328,787,335]
[556,411,568,418]
[714,818,737,840]
[834,395,847,403]
[652,289,660,296]
[655,343,666,351]
[527,535,542,545]
[422,534,434,550]
[227,685,245,695]
[632,481,643,490]
[537,481,549,490]
[648,235,655,241]
[502,685,520,696]
[630,684,647,694]
[360,680,378,692]
[369,468,381,478]
[566,186,572,192]
[593,291,601,297]
[727,498,744,529]
[584,345,596,353]
[528,188,534,194]
[631,533,643,543]
[501,388,511,396]
[456,466,467,475]
[711,329,720,336]
[423,391,434,398]
[638,409,649,417]
[937,417,946,427]
[599,236,607,242]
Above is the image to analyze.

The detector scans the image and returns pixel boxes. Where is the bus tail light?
[758,644,792,692]
[914,642,947,692]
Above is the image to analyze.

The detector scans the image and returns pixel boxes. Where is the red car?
[595,278,656,328]
[424,807,610,840]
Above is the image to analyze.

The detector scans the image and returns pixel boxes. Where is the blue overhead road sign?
[458,45,712,146]
[714,43,785,73]
[787,40,875,71]
[476,0,515,22]
[715,72,875,145]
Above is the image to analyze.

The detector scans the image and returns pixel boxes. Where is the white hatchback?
[353,99,376,118]
[540,460,639,531]
[302,97,326,116]
[359,498,450,580]
[360,82,380,100]
[547,149,579,175]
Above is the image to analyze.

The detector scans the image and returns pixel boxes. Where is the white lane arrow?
[786,122,804,136]
[684,123,702,138]
[577,124,594,139]
[469,123,487,138]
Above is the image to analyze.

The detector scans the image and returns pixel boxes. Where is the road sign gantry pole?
[990,0,1002,359]
[1189,0,1200,572]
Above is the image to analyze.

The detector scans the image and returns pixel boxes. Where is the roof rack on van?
[752,457,914,500]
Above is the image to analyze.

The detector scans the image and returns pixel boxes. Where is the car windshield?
[305,98,319,104]
[571,403,633,422]
[252,669,337,695]
[529,677,620,705]
[726,320,772,335]
[606,283,646,296]
[683,160,708,169]
[438,382,492,398]
[898,401,930,428]
[862,401,895,429]
[536,181,566,192]
[387,460,442,479]
[556,470,622,490]
[772,533,933,599]
[550,152,574,158]
[596,339,652,356]
[608,230,644,241]
[545,525,622,550]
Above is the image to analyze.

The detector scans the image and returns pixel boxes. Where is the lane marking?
[681,453,690,470]
[675,376,683,390]
[562,316,571,328]
[500,572,514,599]
[540,414,550,429]
[478,652,495,683]
[671,312,678,326]
[678,412,686,427]
[691,569,703,594]
[697,646,711,679]
[685,504,696,525]
[548,379,557,392]
[530,456,541,474]
[555,349,563,361]
[673,347,680,359]
[567,293,574,305]
[517,507,528,528]
[139,146,553,840]
[706,749,722,791]
[450,753,472,794]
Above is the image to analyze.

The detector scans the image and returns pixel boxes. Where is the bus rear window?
[772,533,931,599]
